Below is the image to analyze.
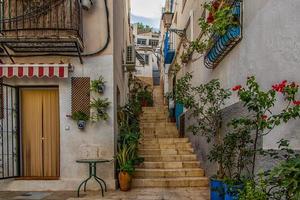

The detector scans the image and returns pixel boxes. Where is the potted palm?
[91,76,106,94]
[72,111,89,129]
[116,144,136,191]
[90,97,110,121]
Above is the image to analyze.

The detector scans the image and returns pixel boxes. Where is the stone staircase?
[132,86,209,188]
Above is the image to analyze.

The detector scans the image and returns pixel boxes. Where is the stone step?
[134,168,205,178]
[139,148,194,155]
[132,177,209,187]
[140,122,176,127]
[141,129,178,134]
[140,161,201,169]
[141,133,178,138]
[141,135,179,139]
[143,154,197,162]
[139,143,192,149]
[140,138,189,144]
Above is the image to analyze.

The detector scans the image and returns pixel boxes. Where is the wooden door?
[21,89,60,178]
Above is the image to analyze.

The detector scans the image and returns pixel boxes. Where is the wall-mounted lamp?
[162,12,174,29]
[169,28,186,38]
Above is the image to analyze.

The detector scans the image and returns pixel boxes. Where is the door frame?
[0,83,21,180]
[19,86,60,180]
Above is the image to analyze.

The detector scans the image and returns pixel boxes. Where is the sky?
[131,0,166,29]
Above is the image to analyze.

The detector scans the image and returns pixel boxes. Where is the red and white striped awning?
[0,63,72,78]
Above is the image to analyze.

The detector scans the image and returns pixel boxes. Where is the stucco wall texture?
[173,0,300,150]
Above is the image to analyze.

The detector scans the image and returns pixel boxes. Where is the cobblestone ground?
[0,188,209,200]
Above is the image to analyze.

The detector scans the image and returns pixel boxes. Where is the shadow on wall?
[185,102,264,177]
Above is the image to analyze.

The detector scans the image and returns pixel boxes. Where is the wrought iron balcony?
[164,31,175,64]
[0,0,83,56]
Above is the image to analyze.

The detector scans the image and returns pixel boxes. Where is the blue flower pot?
[210,178,225,200]
[224,182,243,200]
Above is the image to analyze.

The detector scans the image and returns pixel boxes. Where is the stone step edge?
[135,168,204,172]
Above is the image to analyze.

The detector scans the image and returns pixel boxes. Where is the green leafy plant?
[90,97,110,121]
[116,144,136,174]
[91,76,106,93]
[178,0,240,64]
[239,176,268,200]
[266,156,300,200]
[136,86,153,107]
[71,111,89,122]
[171,72,231,178]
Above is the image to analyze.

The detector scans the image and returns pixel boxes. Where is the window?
[137,38,147,45]
[144,54,149,65]
[149,39,159,47]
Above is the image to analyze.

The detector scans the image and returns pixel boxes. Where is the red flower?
[261,115,268,120]
[272,80,287,93]
[207,13,214,23]
[232,85,242,91]
[212,1,220,10]
[293,100,300,106]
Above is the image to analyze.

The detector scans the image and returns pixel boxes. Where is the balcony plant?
[178,0,240,66]
[91,76,106,94]
[90,97,110,121]
[72,111,90,129]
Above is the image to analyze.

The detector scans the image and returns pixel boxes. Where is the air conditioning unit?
[123,45,136,71]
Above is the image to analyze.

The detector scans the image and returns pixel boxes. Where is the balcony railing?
[164,31,175,64]
[0,0,83,56]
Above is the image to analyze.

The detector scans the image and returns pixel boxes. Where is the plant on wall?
[72,111,90,129]
[90,97,110,121]
[178,0,241,65]
[91,76,106,93]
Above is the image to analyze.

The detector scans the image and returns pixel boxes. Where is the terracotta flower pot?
[118,172,132,191]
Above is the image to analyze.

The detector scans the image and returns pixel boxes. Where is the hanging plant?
[72,111,90,129]
[178,0,240,65]
[90,97,110,121]
[91,76,106,94]
[180,48,193,64]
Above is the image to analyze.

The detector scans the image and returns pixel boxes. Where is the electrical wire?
[0,0,110,58]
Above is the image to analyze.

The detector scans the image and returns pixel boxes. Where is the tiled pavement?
[0,188,209,200]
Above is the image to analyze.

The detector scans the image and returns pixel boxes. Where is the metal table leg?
[77,162,107,197]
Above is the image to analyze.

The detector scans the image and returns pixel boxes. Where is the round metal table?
[76,159,112,197]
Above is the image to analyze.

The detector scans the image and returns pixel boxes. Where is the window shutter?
[71,77,90,116]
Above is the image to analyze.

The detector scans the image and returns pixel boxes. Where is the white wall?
[0,0,131,191]
[170,0,300,150]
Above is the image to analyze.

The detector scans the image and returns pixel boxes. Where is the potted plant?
[116,144,136,191]
[215,77,300,200]
[91,76,106,94]
[72,111,89,129]
[90,97,110,121]
[136,86,153,107]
